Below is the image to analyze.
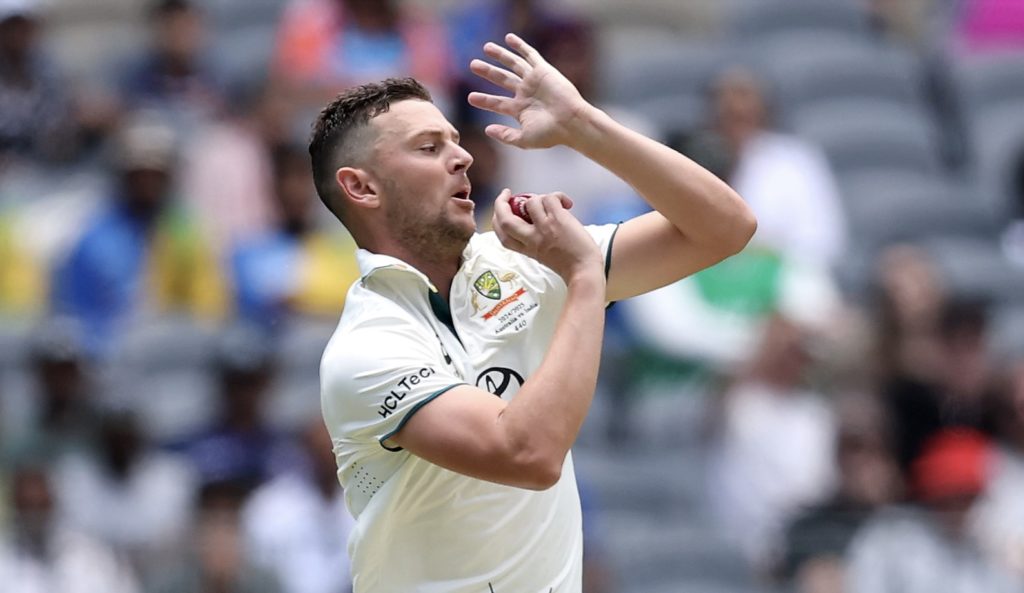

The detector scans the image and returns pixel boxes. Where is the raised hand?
[468,33,592,150]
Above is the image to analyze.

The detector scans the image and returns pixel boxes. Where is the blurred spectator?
[55,409,196,576]
[6,319,99,461]
[180,324,285,489]
[181,81,292,252]
[1002,152,1024,264]
[955,0,1024,53]
[874,245,947,389]
[883,297,996,474]
[0,464,6,529]
[497,18,652,224]
[846,429,1023,593]
[867,0,945,46]
[273,0,453,112]
[242,418,354,593]
[231,144,359,326]
[0,0,76,165]
[687,66,847,268]
[51,114,228,356]
[777,395,903,593]
[445,0,568,122]
[0,463,140,593]
[149,481,281,593]
[119,0,223,130]
[707,314,838,568]
[972,360,1024,577]
[622,248,841,368]
[0,207,46,315]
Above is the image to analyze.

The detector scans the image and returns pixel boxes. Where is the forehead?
[371,99,455,141]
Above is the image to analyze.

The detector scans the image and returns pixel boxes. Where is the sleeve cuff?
[378,383,467,452]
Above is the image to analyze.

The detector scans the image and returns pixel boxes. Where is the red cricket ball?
[510,193,532,223]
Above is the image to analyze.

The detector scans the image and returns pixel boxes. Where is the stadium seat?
[574,447,704,515]
[727,0,872,47]
[965,104,1024,220]
[0,323,35,447]
[102,317,219,441]
[840,176,998,249]
[198,0,287,28]
[990,304,1024,361]
[769,45,925,122]
[568,0,726,37]
[211,23,280,89]
[265,317,338,432]
[601,510,755,590]
[598,38,733,135]
[953,51,1024,117]
[922,237,1024,303]
[793,102,941,179]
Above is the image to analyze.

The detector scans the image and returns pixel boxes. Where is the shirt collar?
[355,236,481,293]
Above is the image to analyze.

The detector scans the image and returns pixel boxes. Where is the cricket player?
[313,33,756,592]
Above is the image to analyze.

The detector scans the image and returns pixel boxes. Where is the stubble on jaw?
[381,177,473,263]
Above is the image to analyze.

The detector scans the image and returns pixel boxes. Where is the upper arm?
[321,324,558,490]
[321,324,467,452]
[606,211,736,302]
[389,385,558,490]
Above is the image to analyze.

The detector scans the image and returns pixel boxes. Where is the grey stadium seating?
[727,0,872,47]
[793,102,942,181]
[101,317,219,441]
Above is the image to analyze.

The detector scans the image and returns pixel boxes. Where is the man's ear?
[337,167,380,210]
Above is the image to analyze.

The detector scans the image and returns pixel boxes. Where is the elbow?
[520,462,562,491]
[725,203,758,256]
[508,447,564,491]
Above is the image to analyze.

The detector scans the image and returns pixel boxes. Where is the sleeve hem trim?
[378,383,467,452]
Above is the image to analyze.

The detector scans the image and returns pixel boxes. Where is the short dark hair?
[309,77,432,223]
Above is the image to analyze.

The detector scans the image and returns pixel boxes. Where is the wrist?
[563,104,610,154]
[564,261,605,292]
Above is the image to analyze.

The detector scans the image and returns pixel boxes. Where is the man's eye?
[420,145,437,153]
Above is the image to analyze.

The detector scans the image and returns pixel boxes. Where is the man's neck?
[374,239,466,302]
[398,249,461,301]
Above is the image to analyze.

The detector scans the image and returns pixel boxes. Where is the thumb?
[485,124,524,147]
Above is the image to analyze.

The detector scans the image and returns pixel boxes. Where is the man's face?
[367,100,476,253]
[156,7,205,63]
[0,15,37,63]
[121,167,171,217]
[713,69,767,146]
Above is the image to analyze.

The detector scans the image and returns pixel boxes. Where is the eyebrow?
[409,128,460,143]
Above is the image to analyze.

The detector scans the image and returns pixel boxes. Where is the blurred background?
[1,0,1024,592]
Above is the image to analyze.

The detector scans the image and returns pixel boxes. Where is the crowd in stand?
[1,1,1023,592]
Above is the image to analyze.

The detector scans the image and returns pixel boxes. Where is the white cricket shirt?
[320,225,617,593]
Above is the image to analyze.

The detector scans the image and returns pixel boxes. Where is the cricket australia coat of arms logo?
[473,271,502,300]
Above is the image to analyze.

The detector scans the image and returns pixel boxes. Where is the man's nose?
[452,144,473,173]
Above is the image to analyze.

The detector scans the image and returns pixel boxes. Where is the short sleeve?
[586,223,620,280]
[321,323,465,452]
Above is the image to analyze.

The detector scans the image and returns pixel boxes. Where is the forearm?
[497,269,606,475]
[568,106,755,252]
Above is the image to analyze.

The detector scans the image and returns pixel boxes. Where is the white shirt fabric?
[320,226,617,593]
[55,451,197,556]
[731,131,847,268]
[620,253,840,368]
[972,447,1024,577]
[707,381,837,563]
[0,527,140,593]
[243,473,356,593]
[847,507,1024,593]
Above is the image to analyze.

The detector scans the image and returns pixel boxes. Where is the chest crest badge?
[473,271,502,300]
